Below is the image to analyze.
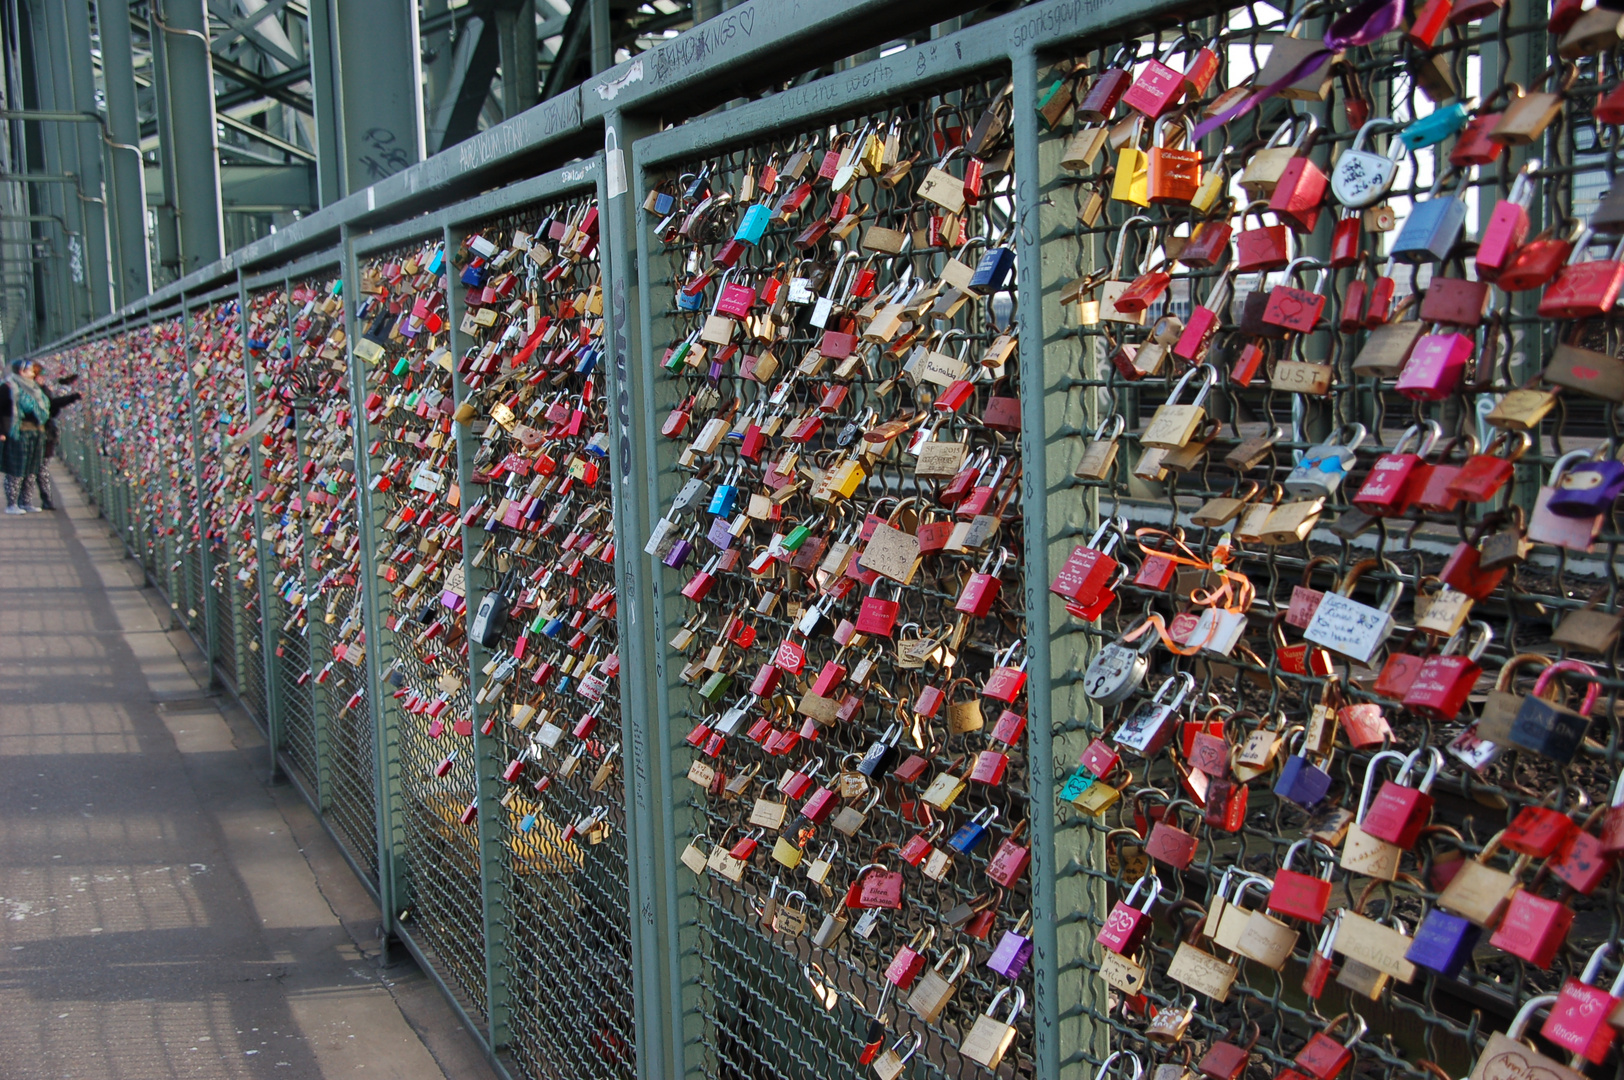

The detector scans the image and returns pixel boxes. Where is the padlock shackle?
[1091,414,1127,442]
[1393,745,1444,794]
[986,985,1027,1022]
[1111,215,1155,278]
[1507,993,1561,1040]
[1322,1012,1369,1050]
[1358,749,1411,823]
[1532,659,1602,716]
[1097,1050,1146,1080]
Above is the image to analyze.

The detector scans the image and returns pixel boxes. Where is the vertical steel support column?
[1018,44,1106,1080]
[242,277,287,775]
[616,109,688,1080]
[305,0,344,207]
[442,222,513,1052]
[146,5,180,273]
[59,0,113,317]
[331,0,425,191]
[157,0,223,273]
[589,0,612,75]
[93,0,150,304]
[496,0,538,117]
[341,225,407,943]
[31,0,86,330]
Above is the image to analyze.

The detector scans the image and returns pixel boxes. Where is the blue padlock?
[707,465,741,516]
[541,616,565,638]
[675,285,707,312]
[1405,908,1481,979]
[734,203,772,245]
[1273,735,1333,808]
[1391,173,1466,264]
[460,263,487,288]
[426,249,443,274]
[649,191,675,217]
[969,246,1017,294]
[1399,102,1470,151]
[948,806,1001,853]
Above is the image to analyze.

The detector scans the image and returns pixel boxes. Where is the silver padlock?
[1083,616,1161,704]
[1283,422,1369,499]
[1331,118,1406,208]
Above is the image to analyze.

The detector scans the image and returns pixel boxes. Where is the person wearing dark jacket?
[1,359,79,513]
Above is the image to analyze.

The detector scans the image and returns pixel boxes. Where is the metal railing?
[36,2,1624,1080]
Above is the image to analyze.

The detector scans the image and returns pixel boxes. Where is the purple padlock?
[987,914,1033,979]
[1547,458,1624,519]
[706,516,735,549]
[662,532,696,569]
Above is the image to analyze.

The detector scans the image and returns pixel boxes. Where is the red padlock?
[1261,258,1329,333]
[1049,518,1124,606]
[1180,218,1233,268]
[1503,800,1580,859]
[1549,818,1616,896]
[1268,838,1336,922]
[854,581,902,636]
[1352,422,1440,516]
[1439,531,1507,602]
[1445,430,1530,504]
[1402,621,1492,721]
[1269,152,1329,233]
[1498,224,1575,291]
[1292,1015,1367,1080]
[1121,37,1199,118]
[985,822,1032,886]
[1173,271,1233,363]
[1539,229,1624,318]
[1145,800,1202,869]
[1095,872,1163,954]
[1235,203,1292,273]
[955,547,1010,618]
[885,927,936,989]
[1330,211,1363,267]
[1360,746,1444,848]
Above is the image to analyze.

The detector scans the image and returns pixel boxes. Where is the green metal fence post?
[442,218,515,1054]
[340,223,408,945]
[241,273,289,775]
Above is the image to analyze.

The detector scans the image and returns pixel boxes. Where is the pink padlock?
[1095,872,1163,955]
[1395,327,1474,400]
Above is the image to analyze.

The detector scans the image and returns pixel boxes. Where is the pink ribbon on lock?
[1192,0,1407,141]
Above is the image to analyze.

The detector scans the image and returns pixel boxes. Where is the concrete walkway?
[0,477,502,1080]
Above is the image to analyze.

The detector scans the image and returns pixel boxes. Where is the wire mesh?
[1036,6,1624,1080]
[446,191,638,1080]
[355,233,489,1019]
[642,70,1036,1080]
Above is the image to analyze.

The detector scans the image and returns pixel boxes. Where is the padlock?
[1285,423,1368,499]
[1332,748,1405,881]
[1508,659,1601,763]
[1111,119,1151,207]
[829,789,880,837]
[1143,363,1218,449]
[1074,415,1126,481]
[906,944,971,1023]
[1402,621,1493,722]
[985,820,1031,886]
[1148,115,1203,204]
[1302,918,1340,998]
[1539,230,1624,318]
[1395,326,1474,401]
[1198,1024,1260,1080]
[1146,994,1198,1043]
[955,547,1010,618]
[1304,557,1402,664]
[1274,729,1334,810]
[1075,46,1138,121]
[1234,201,1293,273]
[1542,944,1624,1063]
[1261,257,1329,333]
[1268,838,1337,923]
[1405,904,1482,979]
[1291,1014,1367,1080]
[1172,271,1233,364]
[869,1032,921,1080]
[1499,222,1577,291]
[1360,746,1445,848]
[1097,872,1164,955]
[1331,118,1405,207]
[948,806,1000,853]
[1477,159,1540,281]
[959,987,1026,1069]
[1123,36,1201,117]
[1081,616,1160,704]
[1098,214,1154,323]
[1145,799,1202,869]
[1113,671,1195,756]
[1488,876,1575,968]
[1469,996,1589,1080]
[1269,130,1330,232]
[1547,449,1624,518]
[1242,114,1317,199]
[1492,65,1577,145]
[1438,830,1528,927]
[1286,559,1338,628]
[1391,170,1466,263]
[884,926,936,989]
